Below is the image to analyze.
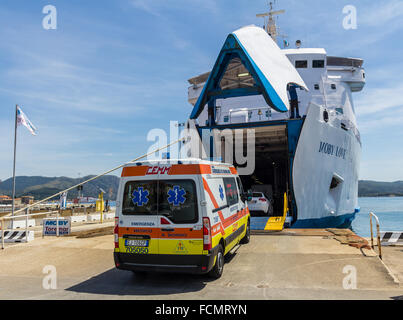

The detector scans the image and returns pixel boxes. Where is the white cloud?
[358,112,403,133]
[129,0,219,16]
[355,83,403,116]
[130,0,161,16]
[359,0,403,27]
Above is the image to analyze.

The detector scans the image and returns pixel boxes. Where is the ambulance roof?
[123,158,233,168]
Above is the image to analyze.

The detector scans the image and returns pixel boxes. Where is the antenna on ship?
[256,1,288,47]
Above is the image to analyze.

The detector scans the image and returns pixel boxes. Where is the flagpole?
[11,104,18,229]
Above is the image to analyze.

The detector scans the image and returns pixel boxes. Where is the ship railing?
[218,106,286,124]
[369,212,382,260]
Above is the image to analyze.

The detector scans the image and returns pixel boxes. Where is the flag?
[17,106,37,135]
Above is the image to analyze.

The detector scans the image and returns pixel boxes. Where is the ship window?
[335,107,344,114]
[312,60,325,68]
[314,84,319,90]
[331,84,337,90]
[295,60,307,68]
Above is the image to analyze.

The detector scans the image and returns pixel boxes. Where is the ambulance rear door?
[157,174,204,256]
[119,177,160,255]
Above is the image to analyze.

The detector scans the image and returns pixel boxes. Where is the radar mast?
[256,1,286,45]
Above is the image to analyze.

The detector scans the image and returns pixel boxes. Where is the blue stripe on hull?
[250,217,270,230]
[291,212,356,229]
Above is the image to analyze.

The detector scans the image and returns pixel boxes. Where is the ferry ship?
[184,4,365,228]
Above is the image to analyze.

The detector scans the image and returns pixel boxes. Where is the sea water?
[352,197,403,238]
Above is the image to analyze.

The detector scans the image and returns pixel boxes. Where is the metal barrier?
[1,208,116,249]
[369,212,382,260]
[1,210,58,249]
[380,231,403,245]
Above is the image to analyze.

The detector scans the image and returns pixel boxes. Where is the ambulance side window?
[236,177,244,197]
[236,177,247,204]
[223,177,239,206]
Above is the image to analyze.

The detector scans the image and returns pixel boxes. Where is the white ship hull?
[291,103,361,228]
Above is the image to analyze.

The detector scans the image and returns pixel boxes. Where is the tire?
[240,220,250,244]
[208,244,224,279]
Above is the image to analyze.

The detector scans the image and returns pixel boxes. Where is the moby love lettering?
[318,141,347,159]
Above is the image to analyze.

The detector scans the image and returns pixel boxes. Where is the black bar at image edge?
[0,300,401,318]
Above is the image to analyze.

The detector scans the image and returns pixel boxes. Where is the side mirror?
[241,190,253,202]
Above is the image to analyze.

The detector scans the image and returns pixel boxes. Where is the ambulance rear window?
[158,180,198,224]
[122,181,158,215]
[122,179,198,224]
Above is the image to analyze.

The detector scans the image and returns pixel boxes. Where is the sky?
[0,0,402,182]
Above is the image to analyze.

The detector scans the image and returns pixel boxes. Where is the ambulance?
[113,158,251,278]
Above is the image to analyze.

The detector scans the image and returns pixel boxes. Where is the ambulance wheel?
[208,244,224,279]
[240,220,250,244]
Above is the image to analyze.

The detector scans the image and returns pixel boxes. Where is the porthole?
[323,110,329,122]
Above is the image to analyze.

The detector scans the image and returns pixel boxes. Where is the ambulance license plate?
[125,239,149,247]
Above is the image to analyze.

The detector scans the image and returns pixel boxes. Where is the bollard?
[376,222,382,260]
[369,214,374,249]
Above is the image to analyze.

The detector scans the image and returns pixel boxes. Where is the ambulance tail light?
[160,217,171,225]
[259,198,267,202]
[114,217,119,248]
[203,217,212,250]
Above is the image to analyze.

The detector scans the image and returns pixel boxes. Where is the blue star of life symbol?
[132,187,149,206]
[219,185,224,201]
[167,185,186,206]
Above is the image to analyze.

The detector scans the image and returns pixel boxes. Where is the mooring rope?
[12,138,183,215]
